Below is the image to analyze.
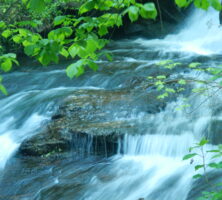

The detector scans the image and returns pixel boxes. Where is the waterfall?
[136,8,222,55]
[1,6,222,200]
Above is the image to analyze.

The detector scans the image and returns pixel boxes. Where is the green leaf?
[128,6,139,22]
[208,162,222,169]
[195,165,204,171]
[79,0,95,14]
[209,0,222,10]
[0,21,6,29]
[0,84,8,95]
[2,29,12,38]
[165,88,176,93]
[86,60,98,71]
[86,38,98,53]
[54,16,66,26]
[1,59,12,72]
[157,75,166,79]
[3,53,16,59]
[24,45,40,56]
[27,0,46,13]
[12,35,22,43]
[98,25,108,36]
[178,79,186,85]
[48,27,73,41]
[189,62,201,68]
[175,0,190,7]
[68,45,79,58]
[194,0,210,10]
[157,92,168,99]
[193,174,202,179]
[156,60,172,66]
[105,52,113,61]
[199,138,208,146]
[183,153,197,160]
[140,3,157,19]
[60,48,69,58]
[66,60,85,78]
[207,149,220,153]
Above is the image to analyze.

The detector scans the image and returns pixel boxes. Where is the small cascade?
[135,8,222,55]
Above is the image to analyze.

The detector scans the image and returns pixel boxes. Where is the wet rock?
[19,88,170,157]
[207,119,222,145]
[187,171,222,200]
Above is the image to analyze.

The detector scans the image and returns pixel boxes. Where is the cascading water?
[0,7,222,200]
[136,7,222,55]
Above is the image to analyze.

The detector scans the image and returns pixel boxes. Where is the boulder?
[19,89,169,157]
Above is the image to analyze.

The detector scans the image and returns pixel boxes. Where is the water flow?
[136,8,222,55]
[1,7,222,200]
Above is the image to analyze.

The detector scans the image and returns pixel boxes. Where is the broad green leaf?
[1,59,12,72]
[12,35,22,43]
[176,0,193,7]
[2,29,12,38]
[60,48,69,58]
[86,38,98,53]
[98,25,108,36]
[68,45,78,58]
[79,0,95,14]
[208,162,222,168]
[209,0,222,10]
[3,53,16,59]
[66,60,85,78]
[194,0,210,10]
[183,153,197,160]
[128,6,139,22]
[54,16,66,26]
[0,21,6,29]
[24,45,40,56]
[199,138,208,146]
[27,0,46,13]
[140,3,157,19]
[38,50,51,65]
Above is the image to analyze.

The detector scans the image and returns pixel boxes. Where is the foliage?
[184,139,222,200]
[147,60,222,110]
[0,0,221,95]
[175,0,222,10]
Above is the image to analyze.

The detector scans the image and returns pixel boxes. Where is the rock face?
[19,88,171,157]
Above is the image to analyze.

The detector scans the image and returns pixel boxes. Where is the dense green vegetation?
[0,0,221,95]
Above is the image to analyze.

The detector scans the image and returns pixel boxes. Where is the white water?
[136,8,222,55]
[82,9,222,200]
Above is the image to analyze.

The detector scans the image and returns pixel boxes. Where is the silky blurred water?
[0,7,222,200]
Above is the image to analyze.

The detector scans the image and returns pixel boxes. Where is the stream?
[0,8,222,200]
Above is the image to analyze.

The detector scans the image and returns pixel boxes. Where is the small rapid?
[136,8,222,55]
